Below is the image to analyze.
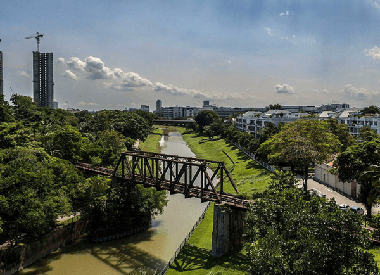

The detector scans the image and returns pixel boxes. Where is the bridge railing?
[113,151,239,203]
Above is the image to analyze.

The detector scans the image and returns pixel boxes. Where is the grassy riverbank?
[138,127,164,153]
[166,129,271,275]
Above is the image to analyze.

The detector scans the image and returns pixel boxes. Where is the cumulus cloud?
[113,72,153,91]
[57,57,65,63]
[66,57,86,71]
[63,70,79,80]
[154,82,208,98]
[280,11,290,17]
[264,27,274,36]
[364,46,380,60]
[77,101,99,106]
[274,84,295,94]
[83,56,114,79]
[58,55,254,101]
[18,71,30,78]
[339,84,375,99]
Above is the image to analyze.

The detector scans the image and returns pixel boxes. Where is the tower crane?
[25,32,44,52]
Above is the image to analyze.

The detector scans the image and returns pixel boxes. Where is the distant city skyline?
[1,0,380,110]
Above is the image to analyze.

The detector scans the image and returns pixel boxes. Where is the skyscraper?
[0,51,3,95]
[156,99,162,116]
[33,51,54,108]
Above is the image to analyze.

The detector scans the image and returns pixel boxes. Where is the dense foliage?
[0,94,165,245]
[0,147,83,245]
[245,172,378,275]
[259,120,342,191]
[334,135,380,218]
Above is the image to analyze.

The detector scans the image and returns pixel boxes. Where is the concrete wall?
[0,218,89,275]
[315,163,358,198]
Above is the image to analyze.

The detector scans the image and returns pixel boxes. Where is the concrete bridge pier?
[212,203,245,257]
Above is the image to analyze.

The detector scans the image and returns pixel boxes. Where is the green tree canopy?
[259,119,341,191]
[195,110,221,132]
[245,172,378,275]
[0,147,83,245]
[334,137,380,218]
[361,105,380,115]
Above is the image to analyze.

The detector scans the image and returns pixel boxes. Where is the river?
[18,131,210,275]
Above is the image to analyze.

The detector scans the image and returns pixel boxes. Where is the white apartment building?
[337,109,380,137]
[235,110,309,137]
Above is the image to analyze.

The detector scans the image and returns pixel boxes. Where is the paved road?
[304,178,380,215]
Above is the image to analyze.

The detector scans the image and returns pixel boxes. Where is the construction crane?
[25,32,44,52]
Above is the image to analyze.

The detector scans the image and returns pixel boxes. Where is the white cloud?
[114,72,153,90]
[77,101,99,106]
[364,46,380,60]
[264,27,274,36]
[18,71,30,78]
[57,57,65,63]
[274,84,295,94]
[280,11,290,17]
[59,56,253,101]
[63,70,79,80]
[154,82,208,98]
[313,89,329,94]
[368,0,380,8]
[66,57,86,71]
[83,56,114,79]
[339,84,379,100]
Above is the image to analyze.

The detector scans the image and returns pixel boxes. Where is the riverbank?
[167,129,272,275]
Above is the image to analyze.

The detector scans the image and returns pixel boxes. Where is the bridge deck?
[75,163,252,210]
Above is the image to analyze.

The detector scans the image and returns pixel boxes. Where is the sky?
[1,0,380,111]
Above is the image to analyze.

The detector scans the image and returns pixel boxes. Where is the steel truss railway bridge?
[75,150,252,210]
[76,150,250,257]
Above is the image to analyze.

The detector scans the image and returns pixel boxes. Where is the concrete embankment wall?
[0,218,89,275]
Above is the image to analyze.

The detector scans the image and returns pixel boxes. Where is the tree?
[195,110,221,132]
[245,172,378,275]
[78,176,167,234]
[0,94,14,122]
[10,94,39,122]
[362,105,380,115]
[268,103,282,110]
[334,137,380,219]
[43,125,87,163]
[0,147,83,245]
[259,120,341,191]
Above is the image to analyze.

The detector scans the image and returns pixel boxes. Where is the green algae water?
[18,132,210,275]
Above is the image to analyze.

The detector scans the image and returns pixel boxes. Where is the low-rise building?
[314,160,359,198]
[236,110,309,137]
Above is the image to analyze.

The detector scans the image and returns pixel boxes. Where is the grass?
[166,129,271,275]
[139,127,164,153]
[181,131,271,197]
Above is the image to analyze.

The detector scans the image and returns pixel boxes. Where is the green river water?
[18,132,210,275]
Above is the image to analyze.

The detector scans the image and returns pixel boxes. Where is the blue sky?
[1,0,380,110]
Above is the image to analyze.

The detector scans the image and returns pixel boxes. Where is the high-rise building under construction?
[0,51,3,95]
[33,51,54,107]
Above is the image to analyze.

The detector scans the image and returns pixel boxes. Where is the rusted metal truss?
[76,151,252,209]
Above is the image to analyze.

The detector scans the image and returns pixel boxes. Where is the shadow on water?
[17,230,166,275]
[170,244,250,273]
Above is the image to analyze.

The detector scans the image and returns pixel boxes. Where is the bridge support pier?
[212,203,245,257]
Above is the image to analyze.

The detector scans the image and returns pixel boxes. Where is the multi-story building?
[141,105,149,112]
[156,99,162,114]
[337,109,380,137]
[0,51,3,95]
[33,51,54,108]
[235,110,309,137]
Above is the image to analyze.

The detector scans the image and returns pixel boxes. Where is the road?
[305,178,380,215]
